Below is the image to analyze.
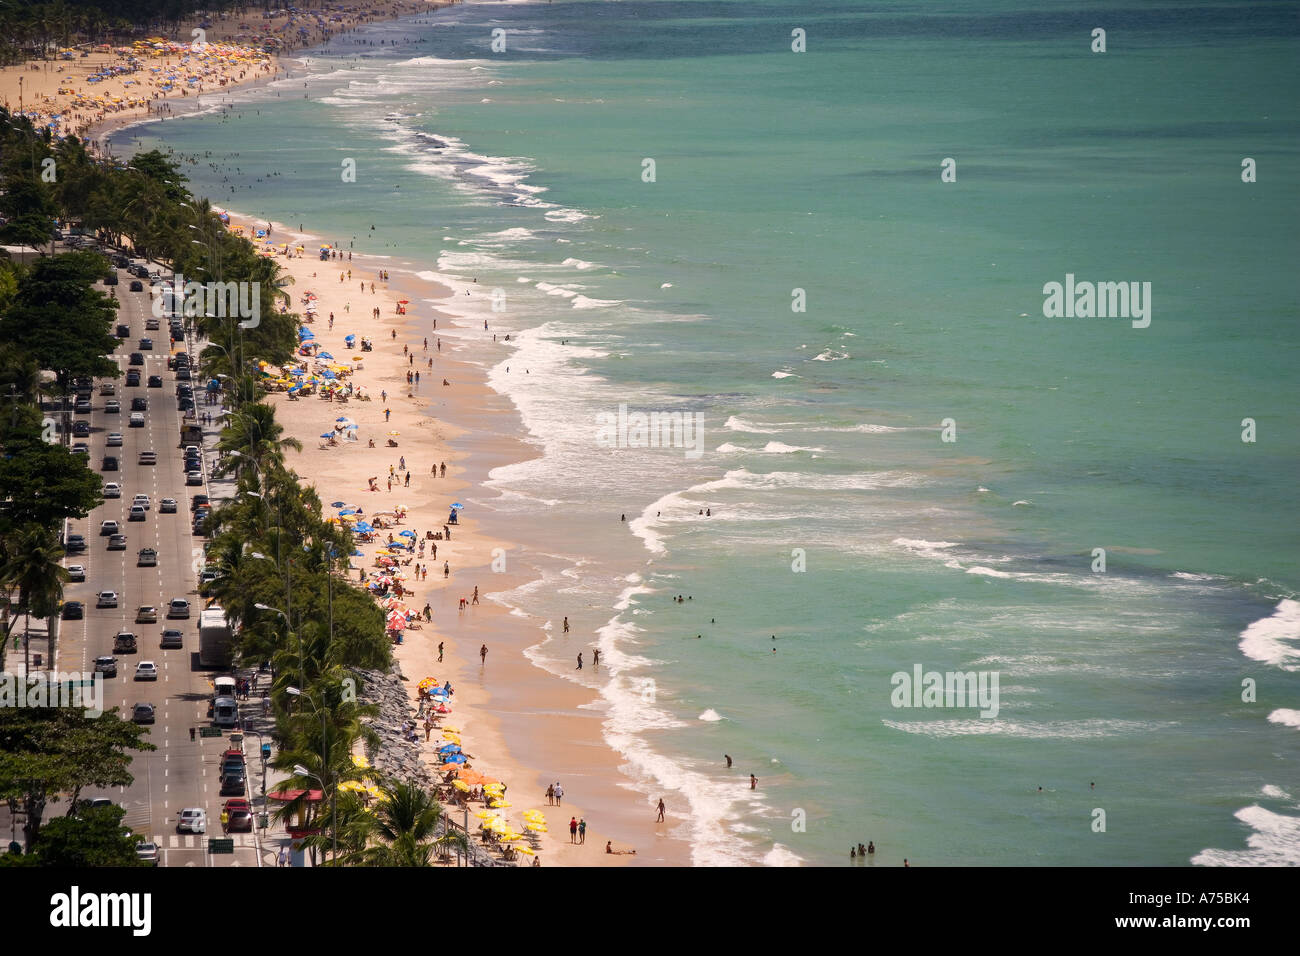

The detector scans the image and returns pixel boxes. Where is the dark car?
[191,495,210,511]
[226,808,253,833]
[148,375,163,388]
[115,323,131,338]
[113,632,138,654]
[72,420,91,437]
[61,601,84,620]
[131,397,147,411]
[178,397,195,412]
[129,352,144,366]
[64,533,86,553]
[101,456,118,471]
[125,370,141,387]
[103,273,118,286]
[219,769,247,797]
[132,703,156,724]
[175,367,191,381]
[129,279,143,292]
[138,338,153,351]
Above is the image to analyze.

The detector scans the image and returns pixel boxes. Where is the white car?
[176,808,206,834]
[167,599,191,619]
[99,519,119,536]
[66,565,86,582]
[106,432,123,447]
[103,482,122,498]
[128,504,147,522]
[132,494,151,510]
[134,661,158,681]
[128,412,145,428]
[96,590,118,608]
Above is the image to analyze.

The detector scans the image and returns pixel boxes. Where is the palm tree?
[339,781,445,867]
[0,525,69,672]
[216,402,301,481]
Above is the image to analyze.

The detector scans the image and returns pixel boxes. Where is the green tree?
[338,781,445,867]
[0,524,68,671]
[16,804,148,867]
[0,707,155,844]
[0,432,103,533]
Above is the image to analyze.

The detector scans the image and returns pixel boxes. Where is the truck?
[198,606,234,668]
[180,423,203,448]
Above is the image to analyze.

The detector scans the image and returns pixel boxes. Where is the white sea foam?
[1267,709,1300,729]
[1192,804,1300,866]
[882,718,1176,739]
[698,709,725,722]
[771,371,797,379]
[1238,599,1300,671]
[562,257,598,270]
[571,295,622,309]
[812,349,849,361]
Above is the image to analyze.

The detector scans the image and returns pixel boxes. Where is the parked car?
[176,808,206,834]
[137,547,157,567]
[93,655,117,677]
[96,590,118,608]
[219,768,246,796]
[103,273,119,286]
[191,495,210,511]
[167,599,191,619]
[178,397,195,412]
[66,565,85,582]
[113,632,137,654]
[135,606,158,624]
[160,628,184,649]
[175,367,191,381]
[134,661,158,681]
[61,600,84,620]
[64,533,86,553]
[159,497,178,513]
[106,432,123,447]
[72,420,91,437]
[131,702,155,724]
[185,471,204,486]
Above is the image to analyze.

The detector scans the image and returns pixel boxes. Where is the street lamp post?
[289,688,336,864]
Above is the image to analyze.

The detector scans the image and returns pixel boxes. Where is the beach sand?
[221,212,644,866]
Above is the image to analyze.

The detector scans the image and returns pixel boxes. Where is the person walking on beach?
[546,784,555,805]
[578,818,587,844]
[444,561,450,578]
[438,641,444,662]
[656,799,666,822]
[472,586,479,605]
[404,473,410,487]
[576,652,583,670]
[725,754,732,768]
[387,477,392,492]
[440,461,446,477]
[385,408,391,422]
[479,643,487,664]
[569,817,578,843]
[563,617,569,633]
[592,648,600,667]
[750,774,758,790]
[554,782,564,805]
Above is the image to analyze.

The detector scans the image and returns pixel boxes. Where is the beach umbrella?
[335,416,352,424]
[387,431,400,437]
[319,351,334,360]
[441,753,466,764]
[398,530,415,538]
[319,432,333,439]
[330,501,347,508]
[452,780,471,792]
[450,503,464,510]
[344,334,356,342]
[339,509,356,516]
[437,744,461,755]
[350,549,364,557]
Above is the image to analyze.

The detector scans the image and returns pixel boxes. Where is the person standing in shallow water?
[480,643,487,664]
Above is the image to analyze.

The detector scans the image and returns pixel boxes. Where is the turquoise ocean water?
[117,0,1300,865]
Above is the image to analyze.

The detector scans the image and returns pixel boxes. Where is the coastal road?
[51,263,277,868]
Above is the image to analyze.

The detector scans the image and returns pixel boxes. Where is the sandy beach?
[0,1,441,149]
[218,211,642,866]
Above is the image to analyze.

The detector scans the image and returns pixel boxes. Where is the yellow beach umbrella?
[451,779,470,792]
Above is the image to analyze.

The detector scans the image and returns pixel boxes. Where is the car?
[129,279,143,292]
[176,384,194,398]
[131,397,147,411]
[176,808,206,834]
[131,702,155,724]
[145,317,160,330]
[186,471,204,486]
[102,482,122,500]
[103,273,119,287]
[178,397,195,412]
[106,432,123,447]
[107,534,127,551]
[72,443,89,456]
[128,505,147,523]
[191,495,210,511]
[138,451,156,465]
[223,797,251,814]
[134,661,158,681]
[113,632,137,654]
[99,519,119,536]
[183,457,202,473]
[136,547,157,567]
[128,413,145,428]
[159,497,177,514]
[135,606,158,624]
[101,455,119,470]
[175,367,191,381]
[104,400,121,414]
[93,655,117,677]
[125,370,140,387]
[167,599,191,620]
[160,628,183,649]
[199,567,222,585]
[226,808,253,833]
[134,842,159,866]
[100,382,117,396]
[115,323,131,338]
[138,338,153,351]
[96,590,118,608]
[74,397,92,413]
[61,600,84,620]
[219,769,246,796]
[147,375,163,388]
[64,533,86,553]
[72,420,91,437]
[133,494,151,510]
[66,565,86,582]
[219,752,245,776]
[128,352,144,366]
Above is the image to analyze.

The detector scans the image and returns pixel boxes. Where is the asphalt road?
[49,263,282,868]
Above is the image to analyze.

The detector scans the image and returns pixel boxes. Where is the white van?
[213,676,237,700]
[213,696,238,728]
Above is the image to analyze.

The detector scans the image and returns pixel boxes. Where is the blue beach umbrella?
[291,368,306,376]
[339,509,356,516]
[437,744,461,755]
[440,753,466,765]
[350,550,364,557]
[321,370,336,380]
[319,351,334,361]
[331,501,347,508]
[344,334,356,343]
[398,530,415,538]
[319,433,333,439]
[335,416,350,422]
[450,503,464,510]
